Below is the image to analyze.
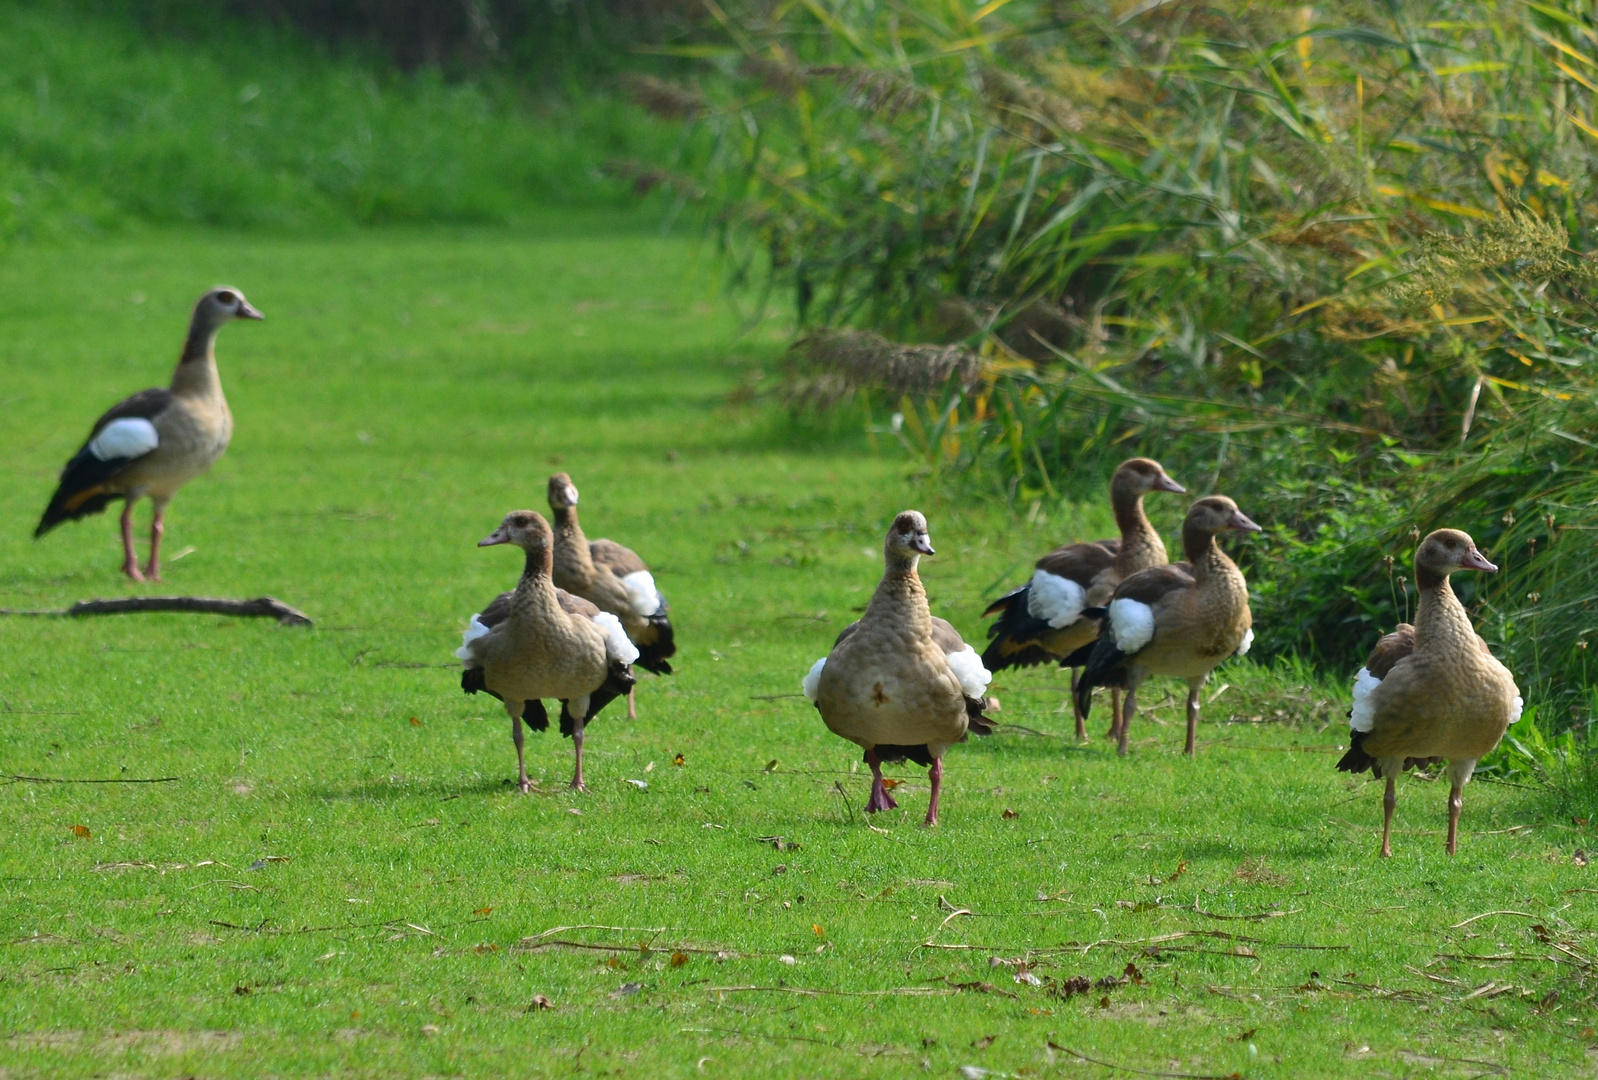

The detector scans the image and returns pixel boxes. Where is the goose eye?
[217,291,236,305]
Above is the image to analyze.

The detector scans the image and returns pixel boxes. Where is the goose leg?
[1446,783,1464,855]
[923,756,943,827]
[1380,775,1397,858]
[1070,668,1086,741]
[119,500,145,582]
[569,713,587,792]
[144,496,169,581]
[627,686,637,720]
[863,748,898,813]
[1117,688,1137,757]
[1104,688,1121,742]
[1184,683,1201,756]
[509,706,531,794]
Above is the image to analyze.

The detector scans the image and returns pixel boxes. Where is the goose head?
[885,510,935,565]
[193,287,263,332]
[546,473,580,511]
[1416,528,1497,576]
[479,510,553,554]
[1185,495,1262,536]
[1112,457,1186,496]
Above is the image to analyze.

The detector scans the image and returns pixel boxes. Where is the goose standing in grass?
[546,473,674,719]
[1336,529,1521,857]
[981,458,1185,740]
[802,511,993,826]
[1075,496,1261,756]
[35,288,263,581]
[457,511,637,793]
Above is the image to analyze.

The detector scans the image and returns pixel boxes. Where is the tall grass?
[648,0,1598,731]
[0,0,682,240]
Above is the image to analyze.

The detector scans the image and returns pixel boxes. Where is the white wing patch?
[1108,598,1156,654]
[944,645,993,700]
[802,657,827,702]
[593,611,641,665]
[1509,694,1524,725]
[456,614,491,666]
[89,417,159,461]
[621,570,661,617]
[1026,569,1086,629]
[1349,667,1382,732]
[1235,627,1255,657]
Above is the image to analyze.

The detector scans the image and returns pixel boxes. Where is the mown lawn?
[1,221,1595,1078]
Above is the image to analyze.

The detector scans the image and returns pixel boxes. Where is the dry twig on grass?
[0,596,312,626]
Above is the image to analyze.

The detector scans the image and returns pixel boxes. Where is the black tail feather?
[35,446,125,537]
[965,696,996,736]
[872,744,936,767]
[1073,631,1131,719]
[561,661,637,734]
[1336,729,1376,775]
[979,584,1060,673]
[523,699,550,732]
[635,613,675,675]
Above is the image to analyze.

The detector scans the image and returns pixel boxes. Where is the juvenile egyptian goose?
[982,458,1185,739]
[801,511,994,826]
[457,511,638,792]
[546,473,675,719]
[1075,496,1261,756]
[1336,529,1522,856]
[35,288,263,581]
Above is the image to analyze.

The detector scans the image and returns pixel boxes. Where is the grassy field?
[0,221,1595,1078]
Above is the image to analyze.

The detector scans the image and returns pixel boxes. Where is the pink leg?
[1380,776,1397,858]
[1446,783,1463,855]
[1184,686,1200,757]
[119,501,145,582]
[1117,688,1137,757]
[570,714,587,792]
[512,711,531,794]
[863,748,898,813]
[143,499,168,581]
[923,757,944,827]
[627,686,637,720]
[1104,688,1121,742]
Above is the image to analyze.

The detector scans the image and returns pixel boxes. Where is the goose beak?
[564,485,579,506]
[1228,510,1263,533]
[1153,473,1186,494]
[1461,548,1498,572]
[478,527,511,547]
[237,300,265,321]
[912,534,936,555]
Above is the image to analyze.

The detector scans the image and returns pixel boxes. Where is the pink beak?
[1460,548,1498,572]
[1153,473,1186,494]
[1228,510,1263,533]
[478,528,511,547]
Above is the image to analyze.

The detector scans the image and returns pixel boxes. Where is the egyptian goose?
[981,458,1184,739]
[1336,529,1522,856]
[801,511,994,826]
[457,511,638,792]
[1075,496,1261,756]
[546,473,675,719]
[35,288,263,581]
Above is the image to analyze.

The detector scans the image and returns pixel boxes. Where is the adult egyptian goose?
[1336,529,1522,856]
[801,511,994,826]
[35,288,263,581]
[982,458,1185,739]
[1075,496,1261,756]
[546,473,675,719]
[457,511,638,792]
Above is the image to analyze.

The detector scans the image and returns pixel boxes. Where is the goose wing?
[36,388,174,535]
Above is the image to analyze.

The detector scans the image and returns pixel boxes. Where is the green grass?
[1,221,1596,1078]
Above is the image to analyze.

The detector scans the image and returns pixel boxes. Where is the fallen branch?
[1050,1043,1244,1079]
[3,773,179,785]
[0,596,312,627]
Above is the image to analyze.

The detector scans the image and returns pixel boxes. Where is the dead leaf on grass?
[474,906,492,915]
[71,825,90,839]
[1167,860,1189,882]
[673,754,685,766]
[527,994,553,1012]
[971,1034,997,1049]
[1001,809,1018,820]
[880,778,901,790]
[671,952,688,968]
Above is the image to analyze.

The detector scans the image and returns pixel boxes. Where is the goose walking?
[457,511,638,792]
[1336,530,1522,856]
[1075,497,1260,756]
[982,458,1184,739]
[547,473,675,718]
[35,288,263,581]
[802,511,993,826]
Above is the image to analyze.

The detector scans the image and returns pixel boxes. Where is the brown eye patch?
[216,291,237,305]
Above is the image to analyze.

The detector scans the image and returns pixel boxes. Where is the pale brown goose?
[982,458,1184,739]
[1337,529,1522,856]
[35,288,263,581]
[547,473,674,719]
[802,511,993,826]
[457,511,638,792]
[1075,496,1260,756]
